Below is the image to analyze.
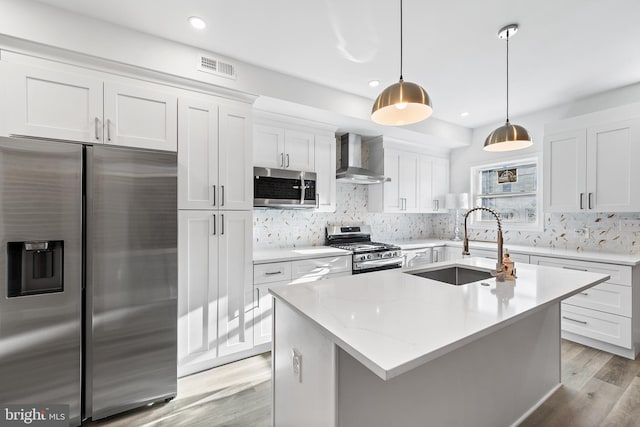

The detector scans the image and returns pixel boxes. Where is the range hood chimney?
[336,134,390,184]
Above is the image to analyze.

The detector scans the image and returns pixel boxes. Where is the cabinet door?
[218,211,254,356]
[104,81,177,151]
[218,103,253,210]
[284,129,315,171]
[177,98,219,209]
[399,151,420,212]
[254,124,285,168]
[587,119,640,212]
[4,63,103,142]
[178,211,219,374]
[254,282,284,346]
[543,130,587,212]
[418,156,434,212]
[432,157,450,212]
[314,135,336,212]
[382,149,402,212]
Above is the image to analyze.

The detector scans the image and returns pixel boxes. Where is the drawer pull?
[562,316,588,325]
[313,265,332,270]
[264,271,283,276]
[562,266,588,272]
[579,292,589,296]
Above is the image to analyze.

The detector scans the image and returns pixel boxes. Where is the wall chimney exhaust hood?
[336,134,390,184]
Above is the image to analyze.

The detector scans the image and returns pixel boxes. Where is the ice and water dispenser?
[7,241,64,297]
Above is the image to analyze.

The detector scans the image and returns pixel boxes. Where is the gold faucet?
[463,207,505,282]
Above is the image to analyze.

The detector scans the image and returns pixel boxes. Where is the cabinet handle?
[579,292,589,296]
[221,214,225,235]
[433,251,439,263]
[579,193,584,209]
[286,153,290,168]
[562,316,588,325]
[264,271,282,276]
[106,119,112,142]
[221,185,225,207]
[316,193,320,209]
[588,193,593,210]
[212,185,216,206]
[255,288,260,309]
[94,117,100,140]
[562,266,588,272]
[280,153,284,167]
[433,200,439,211]
[211,214,216,235]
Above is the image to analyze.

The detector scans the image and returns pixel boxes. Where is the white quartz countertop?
[253,246,352,264]
[390,239,640,266]
[270,257,609,381]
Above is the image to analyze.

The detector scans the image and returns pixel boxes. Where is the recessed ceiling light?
[188,16,207,30]
[460,112,470,117]
[368,80,380,87]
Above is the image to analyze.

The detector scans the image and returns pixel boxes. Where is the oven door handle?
[355,257,404,270]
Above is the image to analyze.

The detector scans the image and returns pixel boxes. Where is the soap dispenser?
[503,250,516,280]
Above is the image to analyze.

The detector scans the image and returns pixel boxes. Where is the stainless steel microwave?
[253,167,317,209]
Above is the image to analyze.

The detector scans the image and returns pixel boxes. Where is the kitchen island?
[270,257,609,427]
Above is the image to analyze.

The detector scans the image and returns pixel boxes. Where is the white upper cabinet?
[544,113,640,212]
[4,63,103,142]
[178,97,252,211]
[218,104,253,210]
[2,60,178,151]
[419,155,450,212]
[369,137,449,213]
[314,135,337,212]
[104,81,177,151]
[254,124,315,172]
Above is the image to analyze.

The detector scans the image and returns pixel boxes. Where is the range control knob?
[367,254,372,260]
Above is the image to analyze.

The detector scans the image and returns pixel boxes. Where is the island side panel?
[338,304,561,427]
[273,299,337,427]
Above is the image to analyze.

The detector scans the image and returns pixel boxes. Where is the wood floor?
[87,340,640,427]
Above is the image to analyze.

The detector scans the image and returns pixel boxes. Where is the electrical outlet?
[620,219,640,232]
[574,227,590,239]
[292,349,302,383]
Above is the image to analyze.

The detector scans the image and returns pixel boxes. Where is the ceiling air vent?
[197,55,237,80]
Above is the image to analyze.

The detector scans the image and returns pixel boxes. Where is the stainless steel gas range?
[326,225,403,274]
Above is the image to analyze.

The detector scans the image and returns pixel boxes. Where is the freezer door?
[86,146,177,420]
[0,138,83,426]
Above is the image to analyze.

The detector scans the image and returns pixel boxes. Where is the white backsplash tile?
[253,183,433,248]
[430,212,640,254]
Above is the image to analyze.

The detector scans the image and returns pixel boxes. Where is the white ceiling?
[35,0,640,128]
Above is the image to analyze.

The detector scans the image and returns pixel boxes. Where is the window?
[469,156,542,231]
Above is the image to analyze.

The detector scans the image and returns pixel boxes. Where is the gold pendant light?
[484,24,533,151]
[371,0,432,126]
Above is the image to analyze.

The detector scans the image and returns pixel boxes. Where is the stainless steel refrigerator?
[0,137,177,426]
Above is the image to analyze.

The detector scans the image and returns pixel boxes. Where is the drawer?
[291,271,351,284]
[530,256,631,286]
[254,262,292,285]
[561,304,632,348]
[291,255,351,279]
[563,282,632,317]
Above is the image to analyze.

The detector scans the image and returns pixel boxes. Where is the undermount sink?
[407,266,493,285]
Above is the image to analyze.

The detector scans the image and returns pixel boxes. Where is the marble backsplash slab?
[253,183,432,249]
[430,212,640,254]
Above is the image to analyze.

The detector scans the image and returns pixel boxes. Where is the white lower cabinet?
[530,255,639,358]
[178,210,253,376]
[253,255,351,346]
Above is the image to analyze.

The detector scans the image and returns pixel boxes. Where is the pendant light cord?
[399,0,403,80]
[506,30,510,122]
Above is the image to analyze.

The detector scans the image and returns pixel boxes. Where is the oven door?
[254,167,317,208]
[353,257,404,274]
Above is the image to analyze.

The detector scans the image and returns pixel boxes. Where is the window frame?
[468,154,543,232]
